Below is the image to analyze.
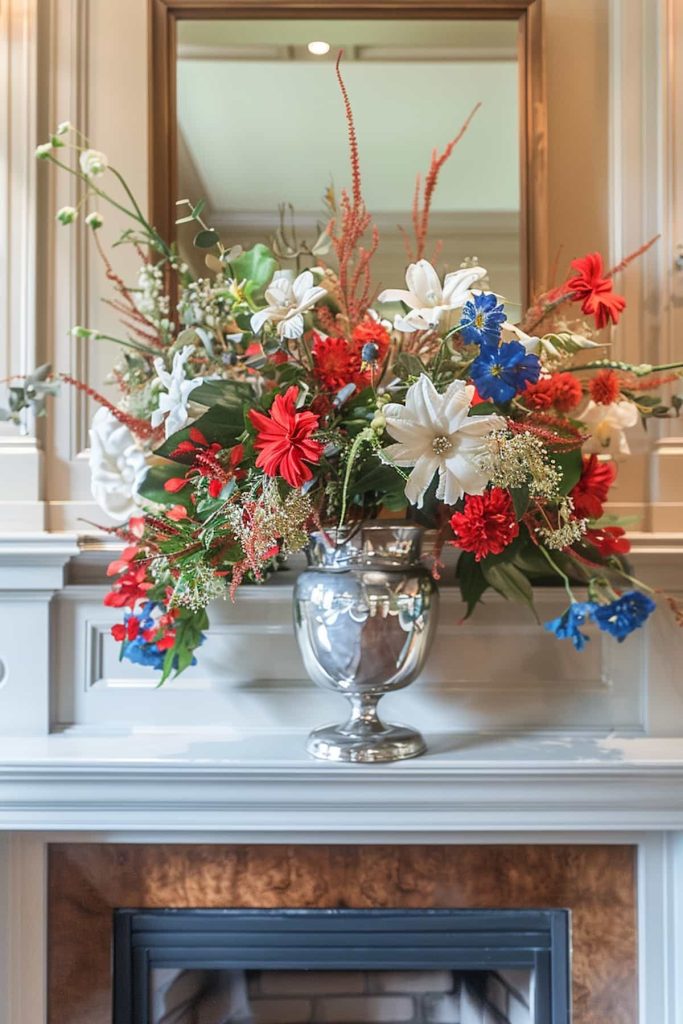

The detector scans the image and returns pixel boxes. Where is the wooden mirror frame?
[149,0,547,305]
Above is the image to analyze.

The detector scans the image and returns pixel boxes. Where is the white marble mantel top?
[2,730,683,835]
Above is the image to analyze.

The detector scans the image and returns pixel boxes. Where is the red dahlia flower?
[312,334,357,392]
[570,454,617,519]
[450,488,520,562]
[523,373,582,412]
[350,315,390,360]
[248,386,324,488]
[566,252,626,329]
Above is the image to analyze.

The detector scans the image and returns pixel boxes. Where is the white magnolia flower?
[150,345,202,438]
[89,407,147,520]
[79,148,108,177]
[250,269,326,340]
[378,259,487,332]
[382,374,505,508]
[579,399,639,457]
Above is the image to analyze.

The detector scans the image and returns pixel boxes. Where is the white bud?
[57,206,78,225]
[70,325,99,339]
[79,149,108,177]
[85,211,104,230]
[56,121,72,136]
[35,142,53,159]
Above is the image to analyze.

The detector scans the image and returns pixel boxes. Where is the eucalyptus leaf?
[194,228,220,249]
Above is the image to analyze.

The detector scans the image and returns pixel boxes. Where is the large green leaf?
[231,244,277,304]
[456,551,489,619]
[191,379,254,408]
[154,403,247,462]
[482,561,538,620]
[137,460,191,507]
[553,448,583,495]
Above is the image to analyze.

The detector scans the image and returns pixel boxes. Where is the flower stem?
[538,544,575,603]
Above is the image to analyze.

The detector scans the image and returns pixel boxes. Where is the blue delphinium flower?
[592,590,656,642]
[544,601,598,651]
[469,340,542,404]
[119,601,202,671]
[459,292,507,346]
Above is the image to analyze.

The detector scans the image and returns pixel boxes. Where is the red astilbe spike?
[402,103,481,262]
[326,52,380,329]
[93,233,166,350]
[507,418,589,450]
[59,373,163,442]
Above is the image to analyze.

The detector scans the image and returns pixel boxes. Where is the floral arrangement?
[23,58,683,681]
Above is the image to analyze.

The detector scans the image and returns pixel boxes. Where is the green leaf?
[154,403,247,462]
[194,228,220,249]
[190,379,253,409]
[457,551,489,619]
[136,461,190,507]
[552,448,583,495]
[468,401,499,417]
[481,561,538,620]
[191,198,206,219]
[510,484,530,520]
[231,244,277,304]
[393,352,426,381]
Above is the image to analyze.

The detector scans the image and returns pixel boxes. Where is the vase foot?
[306,722,427,763]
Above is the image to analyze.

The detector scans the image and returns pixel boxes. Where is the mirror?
[150,1,545,308]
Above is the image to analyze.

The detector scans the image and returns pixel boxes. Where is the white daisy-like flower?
[250,269,326,340]
[150,345,202,438]
[382,374,506,508]
[79,148,108,177]
[579,399,639,457]
[89,407,147,520]
[378,259,487,332]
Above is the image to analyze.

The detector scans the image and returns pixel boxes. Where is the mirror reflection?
[176,18,521,308]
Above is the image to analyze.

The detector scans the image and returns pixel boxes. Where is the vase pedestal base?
[306,721,427,763]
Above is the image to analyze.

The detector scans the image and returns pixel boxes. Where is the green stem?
[538,544,575,604]
[91,332,162,358]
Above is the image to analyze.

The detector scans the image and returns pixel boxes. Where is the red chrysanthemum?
[566,252,626,329]
[248,386,324,488]
[550,372,583,412]
[449,488,520,562]
[589,369,621,405]
[585,525,631,556]
[523,372,583,412]
[312,333,356,392]
[570,454,617,519]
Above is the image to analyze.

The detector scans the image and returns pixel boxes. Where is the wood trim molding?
[148,0,547,306]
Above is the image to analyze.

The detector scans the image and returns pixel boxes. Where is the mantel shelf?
[2,731,683,835]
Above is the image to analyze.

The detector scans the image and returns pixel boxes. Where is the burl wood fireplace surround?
[49,843,636,1024]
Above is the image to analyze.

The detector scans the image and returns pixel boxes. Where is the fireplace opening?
[113,909,570,1023]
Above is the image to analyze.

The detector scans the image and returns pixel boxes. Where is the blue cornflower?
[459,292,507,346]
[544,601,598,651]
[469,340,541,404]
[592,591,656,642]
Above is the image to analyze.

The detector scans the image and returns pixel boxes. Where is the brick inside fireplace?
[48,844,637,1024]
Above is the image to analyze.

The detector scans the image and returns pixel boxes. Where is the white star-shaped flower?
[382,374,505,508]
[378,259,487,333]
[579,399,639,457]
[150,345,202,438]
[250,269,326,340]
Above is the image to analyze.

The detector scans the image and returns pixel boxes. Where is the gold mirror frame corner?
[148,0,547,305]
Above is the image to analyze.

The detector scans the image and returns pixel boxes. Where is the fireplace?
[114,908,570,1023]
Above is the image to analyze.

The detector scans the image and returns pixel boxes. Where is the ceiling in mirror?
[176,18,522,308]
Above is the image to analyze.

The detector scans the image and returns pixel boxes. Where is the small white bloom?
[579,399,639,457]
[57,206,78,225]
[382,374,505,508]
[35,142,53,159]
[150,345,202,438]
[250,269,326,340]
[89,407,147,520]
[85,211,104,229]
[56,121,72,136]
[71,325,100,339]
[79,148,108,177]
[378,259,487,332]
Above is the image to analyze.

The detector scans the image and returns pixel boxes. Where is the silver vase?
[293,523,439,763]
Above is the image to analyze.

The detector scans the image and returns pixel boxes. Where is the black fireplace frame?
[113,907,570,1023]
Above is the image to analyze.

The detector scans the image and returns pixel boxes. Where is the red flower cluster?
[523,372,583,413]
[589,369,621,405]
[164,428,245,500]
[450,488,520,562]
[103,564,152,609]
[570,454,617,519]
[566,252,626,329]
[312,316,390,394]
[248,386,324,488]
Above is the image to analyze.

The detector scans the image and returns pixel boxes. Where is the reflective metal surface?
[293,524,439,762]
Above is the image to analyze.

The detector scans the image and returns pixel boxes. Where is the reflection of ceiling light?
[307,40,330,56]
